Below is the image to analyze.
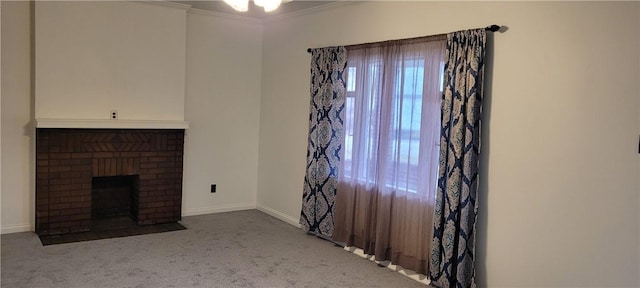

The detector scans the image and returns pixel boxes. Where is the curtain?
[333,38,446,274]
[300,46,347,237]
[429,29,487,288]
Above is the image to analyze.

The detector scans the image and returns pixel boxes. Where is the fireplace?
[36,128,185,236]
[92,175,139,228]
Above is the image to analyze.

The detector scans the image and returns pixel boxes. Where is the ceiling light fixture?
[223,0,287,12]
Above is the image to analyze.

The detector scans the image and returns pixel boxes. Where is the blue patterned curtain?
[430,29,486,288]
[300,47,347,237]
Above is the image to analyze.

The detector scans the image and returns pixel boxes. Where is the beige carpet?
[1,210,425,287]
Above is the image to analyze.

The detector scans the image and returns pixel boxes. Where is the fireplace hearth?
[36,129,185,237]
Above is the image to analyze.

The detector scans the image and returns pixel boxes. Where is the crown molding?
[188,7,263,24]
[136,0,192,11]
[262,1,350,23]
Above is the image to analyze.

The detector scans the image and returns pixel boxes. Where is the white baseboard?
[256,204,301,228]
[345,246,431,285]
[182,203,256,216]
[1,224,32,234]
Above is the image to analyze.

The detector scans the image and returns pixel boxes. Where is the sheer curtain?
[333,37,446,274]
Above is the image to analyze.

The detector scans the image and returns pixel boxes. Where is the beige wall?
[1,1,33,233]
[34,1,187,121]
[0,0,2,236]
[257,1,640,287]
[182,10,262,215]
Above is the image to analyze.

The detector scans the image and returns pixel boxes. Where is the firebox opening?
[91,175,139,231]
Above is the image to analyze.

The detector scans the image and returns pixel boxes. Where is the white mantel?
[35,118,189,129]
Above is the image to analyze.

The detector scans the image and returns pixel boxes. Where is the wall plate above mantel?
[35,118,190,130]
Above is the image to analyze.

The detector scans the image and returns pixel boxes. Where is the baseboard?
[344,246,431,285]
[256,204,301,228]
[182,203,256,217]
[1,224,32,234]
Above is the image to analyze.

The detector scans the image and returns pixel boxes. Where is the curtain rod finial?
[485,25,501,32]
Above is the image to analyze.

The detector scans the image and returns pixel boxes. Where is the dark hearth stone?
[38,220,186,246]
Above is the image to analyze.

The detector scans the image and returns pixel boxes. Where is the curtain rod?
[306,25,502,53]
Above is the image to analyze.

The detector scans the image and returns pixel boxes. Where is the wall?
[0,0,2,236]
[34,1,187,121]
[1,1,32,233]
[257,2,640,287]
[182,11,262,215]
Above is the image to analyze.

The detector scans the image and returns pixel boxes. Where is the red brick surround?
[36,129,184,236]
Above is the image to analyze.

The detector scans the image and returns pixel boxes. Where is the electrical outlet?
[210,184,216,193]
[110,110,118,120]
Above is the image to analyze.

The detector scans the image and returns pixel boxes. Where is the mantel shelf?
[35,119,189,129]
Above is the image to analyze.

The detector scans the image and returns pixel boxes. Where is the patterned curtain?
[430,29,487,288]
[300,47,347,237]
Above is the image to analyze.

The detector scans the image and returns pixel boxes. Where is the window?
[341,41,446,195]
[333,38,448,275]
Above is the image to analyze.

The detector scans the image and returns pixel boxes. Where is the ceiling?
[172,1,338,19]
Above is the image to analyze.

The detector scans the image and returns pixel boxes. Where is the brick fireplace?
[36,128,185,236]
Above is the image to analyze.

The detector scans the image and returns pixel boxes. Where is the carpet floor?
[1,209,426,287]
